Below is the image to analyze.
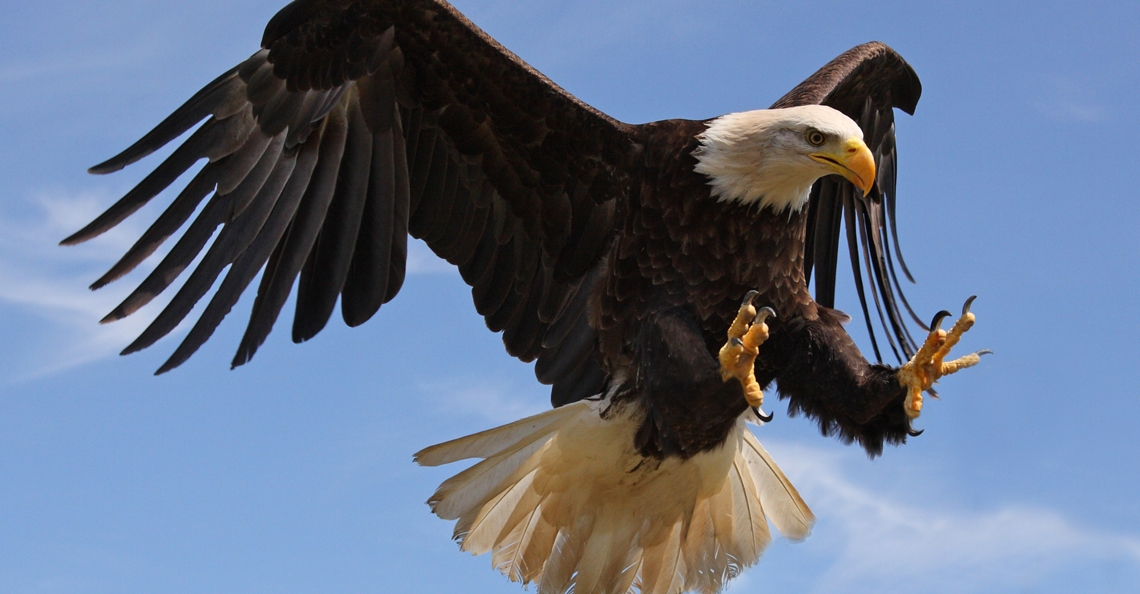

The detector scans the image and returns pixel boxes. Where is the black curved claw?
[730,337,744,348]
[929,310,952,332]
[906,418,924,437]
[753,306,776,324]
[977,349,994,357]
[753,407,774,423]
[962,295,978,315]
[742,290,759,308]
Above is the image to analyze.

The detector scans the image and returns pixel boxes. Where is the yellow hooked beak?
[810,137,876,197]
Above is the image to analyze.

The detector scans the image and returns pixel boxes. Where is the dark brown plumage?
[69,1,925,458]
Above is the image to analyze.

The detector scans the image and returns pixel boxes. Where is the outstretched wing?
[64,0,634,399]
[771,42,924,361]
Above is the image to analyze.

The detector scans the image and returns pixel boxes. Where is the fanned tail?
[414,400,814,594]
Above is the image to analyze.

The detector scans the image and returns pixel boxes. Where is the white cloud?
[1033,73,1110,124]
[0,191,170,379]
[761,441,1140,593]
[1035,99,1107,124]
[421,378,548,426]
[0,25,167,86]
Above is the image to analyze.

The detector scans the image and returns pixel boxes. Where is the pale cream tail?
[415,400,814,594]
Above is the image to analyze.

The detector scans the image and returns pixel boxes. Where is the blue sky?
[2,1,1139,593]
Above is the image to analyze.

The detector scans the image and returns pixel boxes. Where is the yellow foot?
[898,296,991,434]
[718,291,775,415]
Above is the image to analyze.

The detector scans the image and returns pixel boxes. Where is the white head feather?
[693,105,865,212]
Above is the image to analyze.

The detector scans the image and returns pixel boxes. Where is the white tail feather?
[428,420,561,521]
[415,401,589,466]
[575,521,618,593]
[611,546,645,594]
[741,431,814,539]
[575,510,643,594]
[417,399,814,594]
[638,520,685,594]
[491,495,550,582]
[725,456,771,564]
[540,517,595,593]
[462,467,542,552]
[682,494,728,593]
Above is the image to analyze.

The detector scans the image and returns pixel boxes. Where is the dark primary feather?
[89,162,221,291]
[121,133,290,356]
[340,125,398,327]
[84,64,246,176]
[157,132,321,374]
[64,117,239,247]
[292,95,373,342]
[233,105,350,367]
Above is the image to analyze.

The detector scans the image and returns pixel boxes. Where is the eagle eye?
[805,129,827,147]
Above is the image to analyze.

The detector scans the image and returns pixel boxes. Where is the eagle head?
[693,105,876,213]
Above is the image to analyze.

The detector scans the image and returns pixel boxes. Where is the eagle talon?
[962,295,977,315]
[753,407,774,423]
[929,310,951,332]
[899,298,987,424]
[719,293,773,409]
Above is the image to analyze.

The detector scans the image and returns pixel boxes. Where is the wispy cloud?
[420,378,548,425]
[1033,73,1110,124]
[0,191,167,379]
[763,441,1140,593]
[1035,99,1107,123]
[0,25,169,86]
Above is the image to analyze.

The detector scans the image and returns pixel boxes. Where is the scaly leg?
[898,296,991,427]
[719,291,775,416]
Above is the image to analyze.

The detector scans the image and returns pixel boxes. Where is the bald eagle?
[64,1,987,592]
